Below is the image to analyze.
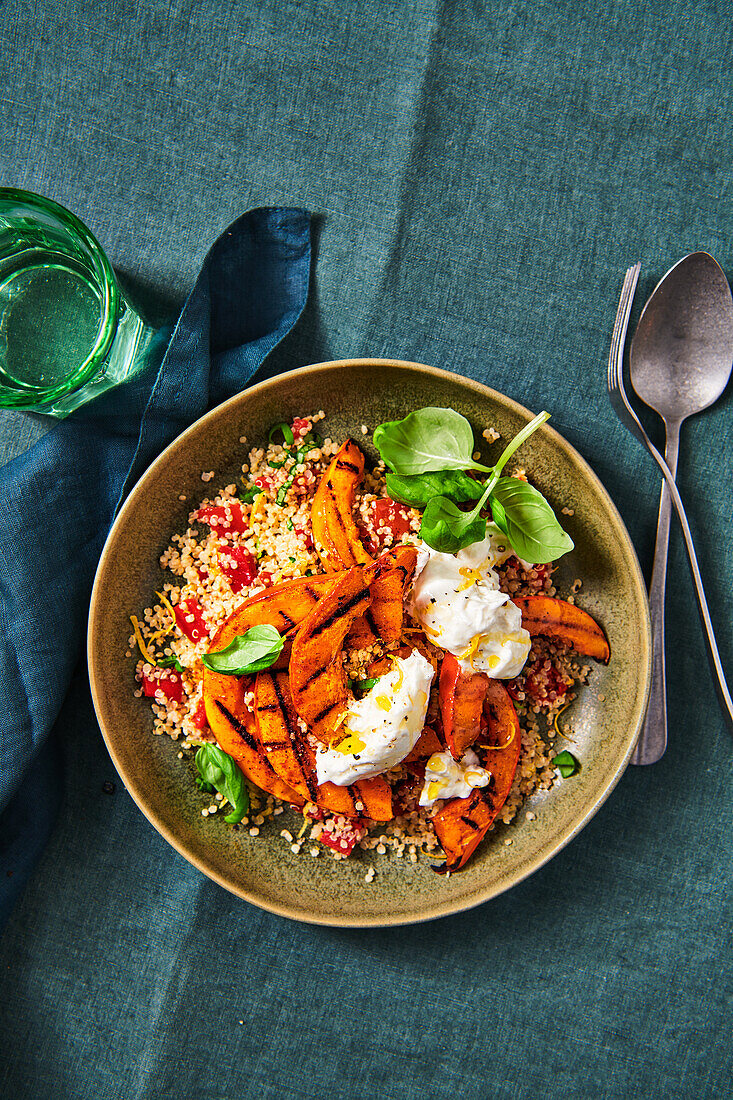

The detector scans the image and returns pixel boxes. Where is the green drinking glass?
[0,188,156,416]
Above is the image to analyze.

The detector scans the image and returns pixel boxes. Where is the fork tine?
[608,263,640,394]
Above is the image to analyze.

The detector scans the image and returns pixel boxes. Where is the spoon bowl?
[631,251,733,423]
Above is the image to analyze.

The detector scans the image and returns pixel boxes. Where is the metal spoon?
[629,251,733,764]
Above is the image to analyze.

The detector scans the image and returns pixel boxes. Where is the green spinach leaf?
[385,469,483,507]
[201,624,283,675]
[195,744,250,822]
[489,477,574,564]
[373,407,493,475]
[420,484,492,552]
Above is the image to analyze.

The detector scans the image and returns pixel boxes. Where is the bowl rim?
[88,357,652,926]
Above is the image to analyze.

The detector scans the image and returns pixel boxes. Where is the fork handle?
[632,425,680,765]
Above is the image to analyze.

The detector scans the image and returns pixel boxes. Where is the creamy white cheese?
[419,748,491,807]
[315,649,435,787]
[406,530,531,679]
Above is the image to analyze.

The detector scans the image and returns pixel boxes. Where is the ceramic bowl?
[88,358,651,926]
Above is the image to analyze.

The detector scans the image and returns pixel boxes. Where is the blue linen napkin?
[0,207,311,924]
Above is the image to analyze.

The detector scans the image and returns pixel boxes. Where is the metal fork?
[608,263,733,753]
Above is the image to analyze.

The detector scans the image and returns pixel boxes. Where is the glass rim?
[0,187,120,402]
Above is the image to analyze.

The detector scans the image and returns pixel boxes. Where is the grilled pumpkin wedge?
[311,440,373,568]
[513,595,610,663]
[432,679,521,872]
[202,573,345,803]
[203,670,303,806]
[254,670,355,813]
[289,565,376,743]
[347,544,418,648]
[439,652,489,760]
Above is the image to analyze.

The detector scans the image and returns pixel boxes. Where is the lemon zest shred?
[130,616,156,665]
[553,700,575,741]
[458,634,482,668]
[155,590,178,627]
[482,727,516,751]
[297,803,317,838]
[457,566,483,592]
[250,492,267,525]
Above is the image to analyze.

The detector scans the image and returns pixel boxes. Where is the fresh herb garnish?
[374,407,494,475]
[195,744,250,822]
[385,469,483,508]
[373,407,573,562]
[239,484,261,503]
[347,676,380,693]
[268,421,295,446]
[157,655,184,672]
[201,625,283,675]
[552,750,579,778]
[489,478,573,564]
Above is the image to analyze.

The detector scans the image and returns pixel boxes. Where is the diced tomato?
[369,498,414,543]
[193,502,247,535]
[218,544,258,593]
[291,416,310,439]
[141,668,184,704]
[254,474,272,492]
[174,598,208,643]
[518,660,569,705]
[319,822,366,857]
[192,697,209,730]
[258,570,273,587]
[294,525,314,551]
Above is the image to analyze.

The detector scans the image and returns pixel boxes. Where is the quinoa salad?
[128,407,610,878]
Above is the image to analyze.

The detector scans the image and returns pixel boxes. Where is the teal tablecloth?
[1,1,731,1097]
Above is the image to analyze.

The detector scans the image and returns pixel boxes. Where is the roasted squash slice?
[347,544,418,648]
[513,595,610,663]
[311,440,373,568]
[289,565,375,743]
[432,680,521,872]
[439,652,490,760]
[203,670,303,806]
[254,670,359,815]
[209,573,345,649]
[202,573,344,802]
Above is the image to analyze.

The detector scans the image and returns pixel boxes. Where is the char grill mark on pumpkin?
[310,588,369,636]
[290,732,319,801]
[302,665,331,688]
[335,458,360,474]
[312,701,343,725]
[215,700,261,753]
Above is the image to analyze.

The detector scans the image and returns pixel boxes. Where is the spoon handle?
[637,435,733,737]
[632,425,680,765]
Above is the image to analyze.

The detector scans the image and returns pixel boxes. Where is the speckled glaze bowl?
[88,359,651,926]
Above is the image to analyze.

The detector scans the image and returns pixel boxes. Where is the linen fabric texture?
[0,0,732,1097]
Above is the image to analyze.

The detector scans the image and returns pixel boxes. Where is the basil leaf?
[239,484,261,503]
[347,676,380,693]
[552,750,579,778]
[489,477,574,564]
[195,744,250,822]
[373,408,492,475]
[420,494,489,553]
[157,655,184,672]
[385,469,483,508]
[201,624,283,675]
